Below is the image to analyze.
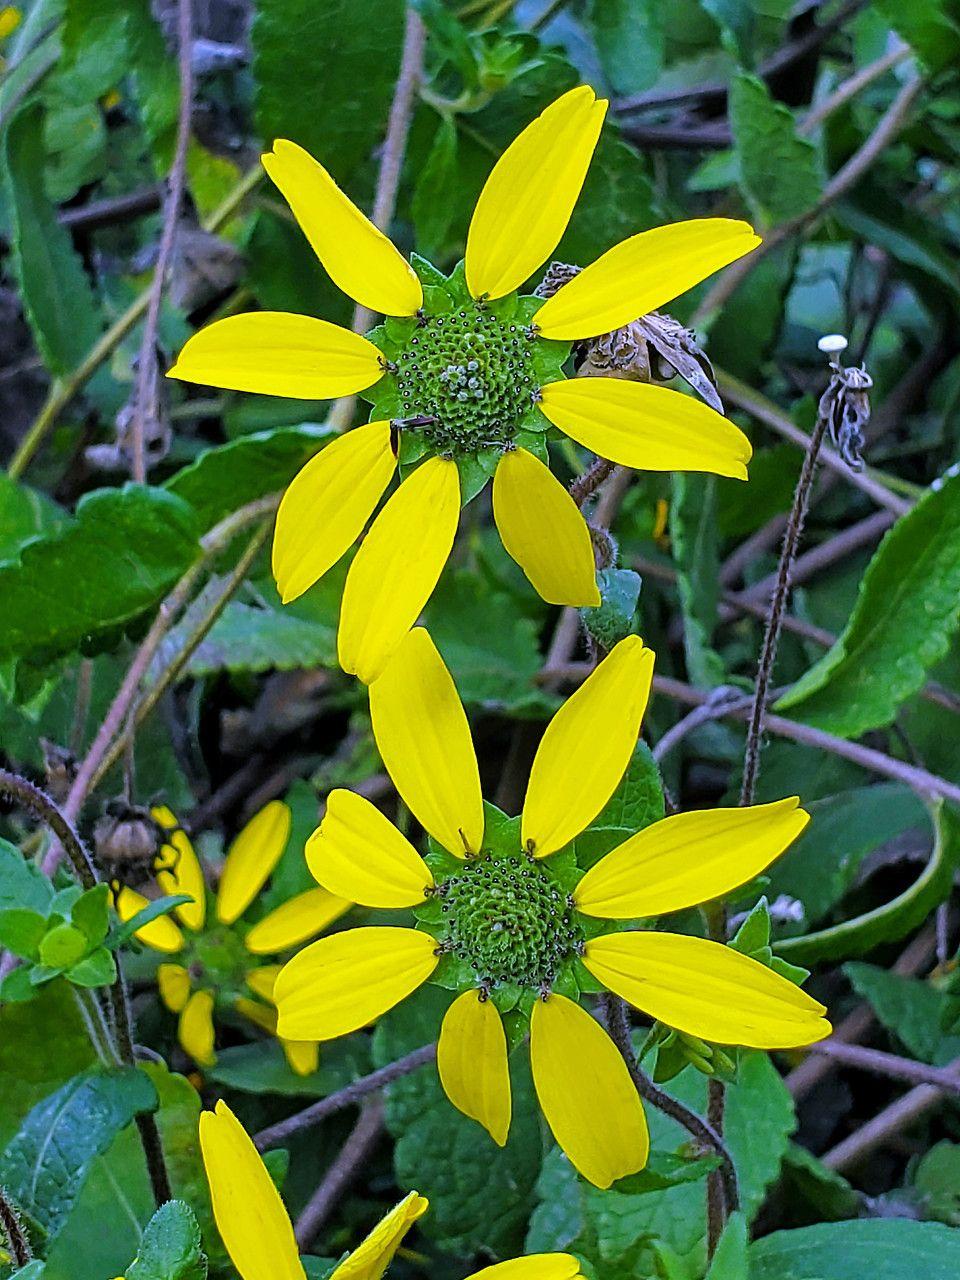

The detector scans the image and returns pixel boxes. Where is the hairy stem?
[0,1185,32,1267]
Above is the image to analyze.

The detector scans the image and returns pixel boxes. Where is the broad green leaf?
[557,136,660,264]
[750,1220,960,1280]
[729,72,821,225]
[589,0,664,95]
[873,0,960,73]
[412,115,459,262]
[776,472,960,736]
[207,1038,369,1098]
[781,1143,862,1221]
[0,475,64,561]
[125,1201,207,1280]
[180,599,335,677]
[571,742,666,871]
[0,909,48,958]
[670,473,724,687]
[0,486,200,665]
[705,1212,747,1280]
[845,963,960,1067]
[699,0,756,62]
[0,839,54,914]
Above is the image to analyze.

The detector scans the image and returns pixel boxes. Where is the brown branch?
[804,1039,960,1095]
[294,1099,384,1248]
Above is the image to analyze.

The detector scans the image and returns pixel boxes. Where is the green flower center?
[436,850,582,989]
[394,304,538,455]
[186,925,250,991]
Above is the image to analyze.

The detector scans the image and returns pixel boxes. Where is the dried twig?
[294,1099,385,1248]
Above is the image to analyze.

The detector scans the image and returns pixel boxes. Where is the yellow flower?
[274,629,830,1189]
[168,86,759,683]
[115,801,350,1075]
[0,7,21,42]
[199,1098,583,1280]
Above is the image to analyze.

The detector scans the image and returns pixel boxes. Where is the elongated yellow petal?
[368,628,484,857]
[114,885,184,954]
[338,458,460,684]
[330,1191,429,1280]
[245,887,351,955]
[152,805,205,932]
[157,962,191,1013]
[179,989,216,1067]
[437,991,511,1147]
[262,139,422,316]
[492,448,600,606]
[246,964,281,1001]
[584,932,831,1048]
[200,1100,306,1280]
[540,379,752,480]
[307,789,433,906]
[465,87,606,300]
[281,1038,319,1077]
[235,995,277,1033]
[468,1257,582,1280]
[274,926,437,1041]
[217,801,292,926]
[168,312,384,399]
[530,994,648,1188]
[272,422,397,604]
[522,636,654,858]
[533,219,761,340]
[575,797,810,918]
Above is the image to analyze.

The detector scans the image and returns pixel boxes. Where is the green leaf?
[111,895,191,947]
[0,486,200,665]
[775,470,960,737]
[589,0,664,95]
[670,474,724,687]
[699,0,756,62]
[0,909,48,959]
[71,884,109,946]
[580,568,642,651]
[179,599,335,677]
[705,1211,747,1280]
[207,1038,370,1098]
[412,115,459,262]
[844,962,960,1066]
[2,105,102,375]
[873,0,960,73]
[572,742,665,869]
[0,840,54,914]
[38,923,87,969]
[125,1201,207,1280]
[66,946,117,988]
[557,136,659,264]
[729,72,821,226]
[0,474,64,561]
[750,1220,960,1280]
[781,1143,862,1221]
[836,193,960,305]
[0,1067,158,1241]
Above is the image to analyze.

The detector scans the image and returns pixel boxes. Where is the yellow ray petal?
[465,86,607,300]
[199,1099,306,1280]
[575,796,810,918]
[281,1038,319,1077]
[235,995,277,1033]
[306,789,433,906]
[583,932,831,1048]
[522,636,654,858]
[274,926,437,1041]
[245,964,281,1001]
[437,991,511,1146]
[272,422,397,604]
[157,962,191,1013]
[539,379,752,480]
[244,887,351,955]
[217,801,292,926]
[114,885,184,954]
[152,805,206,932]
[330,1191,429,1280]
[338,457,460,684]
[492,448,600,606]
[167,312,385,399]
[368,627,484,857]
[262,139,422,317]
[179,989,216,1067]
[529,994,648,1188]
[468,1257,582,1280]
[532,218,761,340]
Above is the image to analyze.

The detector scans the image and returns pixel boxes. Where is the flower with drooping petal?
[273,629,829,1188]
[115,800,350,1075]
[168,85,760,683]
[199,1098,583,1280]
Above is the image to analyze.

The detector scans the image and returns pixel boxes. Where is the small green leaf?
[873,0,960,73]
[0,840,53,914]
[670,473,725,687]
[750,1220,960,1280]
[412,115,459,261]
[579,568,641,650]
[38,923,87,969]
[67,947,118,988]
[125,1200,207,1280]
[729,72,821,226]
[178,598,335,678]
[111,894,192,947]
[844,963,960,1066]
[706,1211,748,1280]
[589,0,663,94]
[0,909,48,959]
[71,884,110,947]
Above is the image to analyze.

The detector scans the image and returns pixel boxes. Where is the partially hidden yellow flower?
[199,1099,583,1280]
[115,800,350,1075]
[274,629,829,1189]
[168,85,759,684]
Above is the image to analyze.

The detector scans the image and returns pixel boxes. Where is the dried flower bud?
[818,360,872,472]
[40,738,78,802]
[94,799,166,883]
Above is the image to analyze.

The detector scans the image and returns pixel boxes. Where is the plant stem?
[0,768,98,889]
[294,1099,384,1248]
[0,1185,31,1267]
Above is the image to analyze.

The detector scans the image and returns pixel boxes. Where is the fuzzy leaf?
[125,1201,207,1280]
[729,72,821,225]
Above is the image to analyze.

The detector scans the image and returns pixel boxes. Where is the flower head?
[115,800,350,1075]
[168,86,760,683]
[199,1098,582,1280]
[274,629,829,1188]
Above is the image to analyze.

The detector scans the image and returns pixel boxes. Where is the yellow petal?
[281,1038,319,1077]
[167,312,385,399]
[539,379,752,480]
[437,991,511,1147]
[529,994,648,1188]
[522,636,655,858]
[199,1099,306,1280]
[272,422,397,604]
[246,964,282,1001]
[368,627,484,857]
[157,962,191,1013]
[492,448,600,606]
[245,887,351,955]
[330,1191,429,1280]
[468,1257,582,1280]
[307,789,433,907]
[262,139,422,316]
[338,457,460,684]
[465,86,606,300]
[114,885,184,954]
[575,796,810,918]
[179,989,216,1067]
[152,805,206,932]
[274,926,437,1041]
[217,800,292,926]
[235,995,277,1033]
[583,932,831,1048]
[533,218,761,340]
